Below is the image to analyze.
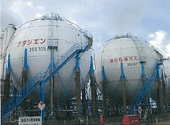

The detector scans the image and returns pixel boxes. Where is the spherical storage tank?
[3,13,93,104]
[95,34,161,105]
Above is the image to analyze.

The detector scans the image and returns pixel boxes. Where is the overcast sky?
[1,0,170,56]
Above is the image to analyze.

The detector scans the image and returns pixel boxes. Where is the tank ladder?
[1,41,90,122]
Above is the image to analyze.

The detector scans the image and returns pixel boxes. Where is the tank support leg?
[157,66,164,113]
[3,72,10,104]
[42,82,45,121]
[141,62,148,105]
[75,54,81,119]
[120,63,127,115]
[82,88,86,115]
[3,54,11,104]
[90,56,97,117]
[162,69,169,111]
[102,66,107,117]
[22,49,28,112]
[121,77,127,115]
[22,67,28,111]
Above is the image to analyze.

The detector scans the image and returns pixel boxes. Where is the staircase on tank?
[1,41,90,122]
[128,62,162,114]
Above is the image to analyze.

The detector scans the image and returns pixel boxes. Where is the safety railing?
[1,41,89,121]
[128,63,161,114]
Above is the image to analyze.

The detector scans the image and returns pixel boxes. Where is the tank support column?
[120,63,127,115]
[75,54,81,119]
[3,72,10,104]
[141,62,149,108]
[90,56,97,117]
[41,81,45,121]
[157,65,164,113]
[162,68,169,111]
[102,66,107,117]
[22,49,28,112]
[3,54,11,104]
[22,67,28,111]
[82,88,86,115]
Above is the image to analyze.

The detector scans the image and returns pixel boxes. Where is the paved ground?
[145,120,170,125]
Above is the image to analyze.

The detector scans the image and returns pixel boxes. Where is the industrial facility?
[1,13,170,124]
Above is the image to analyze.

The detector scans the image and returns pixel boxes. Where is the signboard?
[19,116,42,125]
[38,101,45,111]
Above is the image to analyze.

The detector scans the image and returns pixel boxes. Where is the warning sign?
[38,101,45,111]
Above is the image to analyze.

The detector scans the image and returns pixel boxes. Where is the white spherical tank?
[4,13,93,104]
[95,34,160,105]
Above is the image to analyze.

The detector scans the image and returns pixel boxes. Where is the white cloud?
[148,30,170,58]
[36,13,43,18]
[37,5,44,10]
[148,30,167,50]
[165,44,170,57]
[26,1,33,6]
[8,0,45,24]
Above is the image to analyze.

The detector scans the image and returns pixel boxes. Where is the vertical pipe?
[120,63,127,115]
[50,46,54,116]
[48,17,55,117]
[102,66,107,117]
[75,54,81,119]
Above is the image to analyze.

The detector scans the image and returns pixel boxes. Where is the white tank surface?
[95,34,161,105]
[3,13,93,103]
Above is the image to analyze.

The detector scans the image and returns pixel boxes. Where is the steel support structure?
[102,66,107,117]
[82,88,86,115]
[3,54,11,104]
[120,63,127,115]
[162,68,169,112]
[157,65,164,113]
[75,53,81,119]
[2,41,91,121]
[39,81,45,121]
[22,49,28,112]
[89,56,97,117]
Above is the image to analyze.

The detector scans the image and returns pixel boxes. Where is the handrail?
[1,41,89,121]
[128,63,160,114]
